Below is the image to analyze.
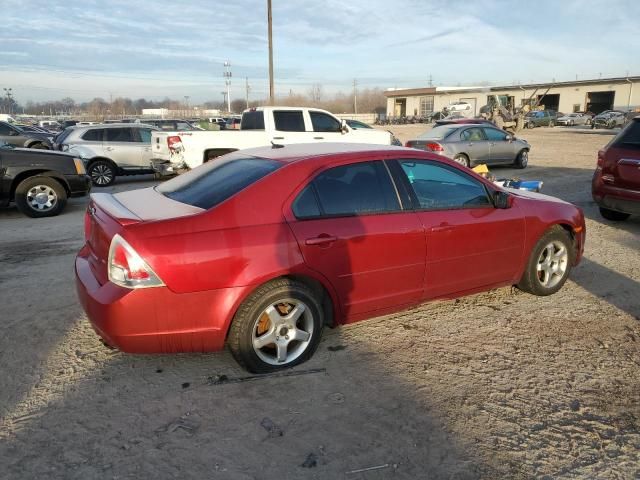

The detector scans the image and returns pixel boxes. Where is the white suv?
[55,123,159,186]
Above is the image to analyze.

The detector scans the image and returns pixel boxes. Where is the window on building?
[573,104,581,113]
[419,96,434,116]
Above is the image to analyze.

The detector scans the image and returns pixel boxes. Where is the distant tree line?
[3,86,387,117]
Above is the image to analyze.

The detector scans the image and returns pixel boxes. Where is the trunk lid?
[85,189,203,285]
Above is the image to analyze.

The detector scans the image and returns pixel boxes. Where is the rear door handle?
[273,136,284,140]
[305,235,338,246]
[105,146,114,151]
[314,137,324,140]
[430,224,454,233]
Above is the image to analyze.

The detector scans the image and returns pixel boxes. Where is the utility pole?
[3,88,13,114]
[245,77,251,109]
[428,74,433,87]
[353,79,358,114]
[184,96,190,118]
[267,0,274,105]
[223,61,232,113]
[221,91,227,110]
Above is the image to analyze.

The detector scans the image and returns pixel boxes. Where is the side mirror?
[506,133,514,142]
[493,190,512,209]
[340,119,349,134]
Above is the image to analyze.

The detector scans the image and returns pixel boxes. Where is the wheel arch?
[86,156,117,169]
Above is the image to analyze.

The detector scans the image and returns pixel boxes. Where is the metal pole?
[224,61,232,113]
[245,77,250,109]
[353,79,358,114]
[627,78,633,112]
[268,0,274,105]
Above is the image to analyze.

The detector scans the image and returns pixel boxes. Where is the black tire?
[88,160,116,186]
[517,226,574,296]
[14,176,67,218]
[599,207,630,221]
[527,121,534,129]
[227,278,324,373]
[29,142,50,150]
[453,154,470,168]
[513,149,528,169]
[548,121,554,128]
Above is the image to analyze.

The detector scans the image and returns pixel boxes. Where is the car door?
[286,160,426,319]
[459,127,491,164]
[134,127,154,167]
[309,111,343,142]
[270,110,310,145]
[483,127,514,163]
[389,159,525,299]
[103,127,146,169]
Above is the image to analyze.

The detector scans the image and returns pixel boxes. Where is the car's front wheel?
[228,279,324,373]
[453,154,470,168]
[599,207,630,221]
[513,149,528,169]
[517,226,574,296]
[14,176,67,218]
[88,160,116,186]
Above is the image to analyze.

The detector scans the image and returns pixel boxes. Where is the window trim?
[290,160,405,221]
[388,158,494,212]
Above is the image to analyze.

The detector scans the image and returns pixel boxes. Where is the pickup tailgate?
[84,190,203,285]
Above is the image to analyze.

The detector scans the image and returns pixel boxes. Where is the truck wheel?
[14,176,67,218]
[88,160,116,186]
[227,278,324,373]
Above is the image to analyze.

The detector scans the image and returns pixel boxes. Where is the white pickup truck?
[150,106,395,173]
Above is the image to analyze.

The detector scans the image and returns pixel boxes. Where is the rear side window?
[137,129,153,143]
[310,112,341,132]
[299,161,400,217]
[105,128,134,142]
[157,156,282,209]
[81,129,104,141]
[615,120,640,149]
[241,111,265,130]
[273,111,305,132]
[292,185,321,218]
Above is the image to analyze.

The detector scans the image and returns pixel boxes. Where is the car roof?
[238,142,409,164]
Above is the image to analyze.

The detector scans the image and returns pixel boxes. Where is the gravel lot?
[1,126,638,479]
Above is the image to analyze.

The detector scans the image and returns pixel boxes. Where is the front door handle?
[305,235,338,246]
[314,136,324,140]
[430,224,454,233]
[273,136,285,140]
[105,146,114,151]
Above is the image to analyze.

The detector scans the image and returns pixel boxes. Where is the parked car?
[38,120,62,132]
[0,121,54,149]
[592,111,626,129]
[225,116,242,130]
[592,116,640,221]
[75,143,585,373]
[345,119,372,129]
[0,142,90,217]
[556,113,591,126]
[14,124,52,134]
[55,123,159,186]
[435,117,495,126]
[447,101,473,113]
[525,110,556,128]
[405,124,530,168]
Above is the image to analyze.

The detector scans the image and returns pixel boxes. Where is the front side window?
[310,112,341,132]
[483,128,508,141]
[306,161,400,217]
[397,160,491,210]
[273,111,305,132]
[81,129,104,141]
[105,128,134,142]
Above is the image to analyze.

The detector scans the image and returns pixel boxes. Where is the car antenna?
[271,141,285,149]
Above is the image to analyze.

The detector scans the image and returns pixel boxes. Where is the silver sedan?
[406,124,531,169]
[557,113,591,126]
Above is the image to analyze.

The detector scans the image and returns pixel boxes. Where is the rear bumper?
[592,170,640,215]
[75,248,247,353]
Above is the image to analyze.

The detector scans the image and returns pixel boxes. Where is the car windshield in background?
[417,126,458,140]
[157,156,282,209]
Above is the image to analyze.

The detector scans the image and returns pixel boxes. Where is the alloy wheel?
[90,164,114,185]
[26,185,58,212]
[536,241,568,289]
[251,299,314,366]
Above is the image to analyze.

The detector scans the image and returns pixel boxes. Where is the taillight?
[167,135,183,153]
[107,234,164,289]
[426,142,444,152]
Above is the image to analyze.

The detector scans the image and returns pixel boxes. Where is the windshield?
[417,126,458,140]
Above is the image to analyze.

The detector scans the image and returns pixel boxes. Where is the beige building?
[385,76,640,118]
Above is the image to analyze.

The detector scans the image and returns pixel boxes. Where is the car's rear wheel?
[513,149,528,169]
[228,279,324,373]
[548,121,555,128]
[527,121,534,129]
[599,207,630,221]
[517,226,573,296]
[88,160,116,186]
[14,176,67,218]
[453,154,470,168]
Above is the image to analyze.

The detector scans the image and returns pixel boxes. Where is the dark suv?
[592,116,640,221]
[0,144,91,217]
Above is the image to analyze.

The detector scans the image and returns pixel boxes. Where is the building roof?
[384,87,437,97]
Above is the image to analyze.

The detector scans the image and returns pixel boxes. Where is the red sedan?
[76,143,585,372]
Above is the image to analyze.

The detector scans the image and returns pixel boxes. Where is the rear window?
[273,111,305,132]
[417,126,458,140]
[241,111,265,130]
[81,128,104,141]
[157,156,282,209]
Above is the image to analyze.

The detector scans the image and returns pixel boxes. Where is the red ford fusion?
[76,143,585,372]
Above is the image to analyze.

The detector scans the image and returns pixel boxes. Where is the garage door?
[586,91,615,114]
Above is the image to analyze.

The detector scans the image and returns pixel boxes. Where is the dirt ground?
[0,126,638,479]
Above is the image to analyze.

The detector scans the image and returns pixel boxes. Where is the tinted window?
[105,128,134,142]
[273,111,305,132]
[417,126,457,140]
[460,128,485,141]
[176,122,194,130]
[242,111,265,130]
[157,156,282,209]
[310,112,341,132]
[0,123,14,135]
[312,161,400,216]
[81,129,104,141]
[483,127,508,141]
[616,120,640,149]
[138,129,152,143]
[292,185,321,219]
[398,160,490,209]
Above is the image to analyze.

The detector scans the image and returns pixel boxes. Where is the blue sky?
[1,0,639,103]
